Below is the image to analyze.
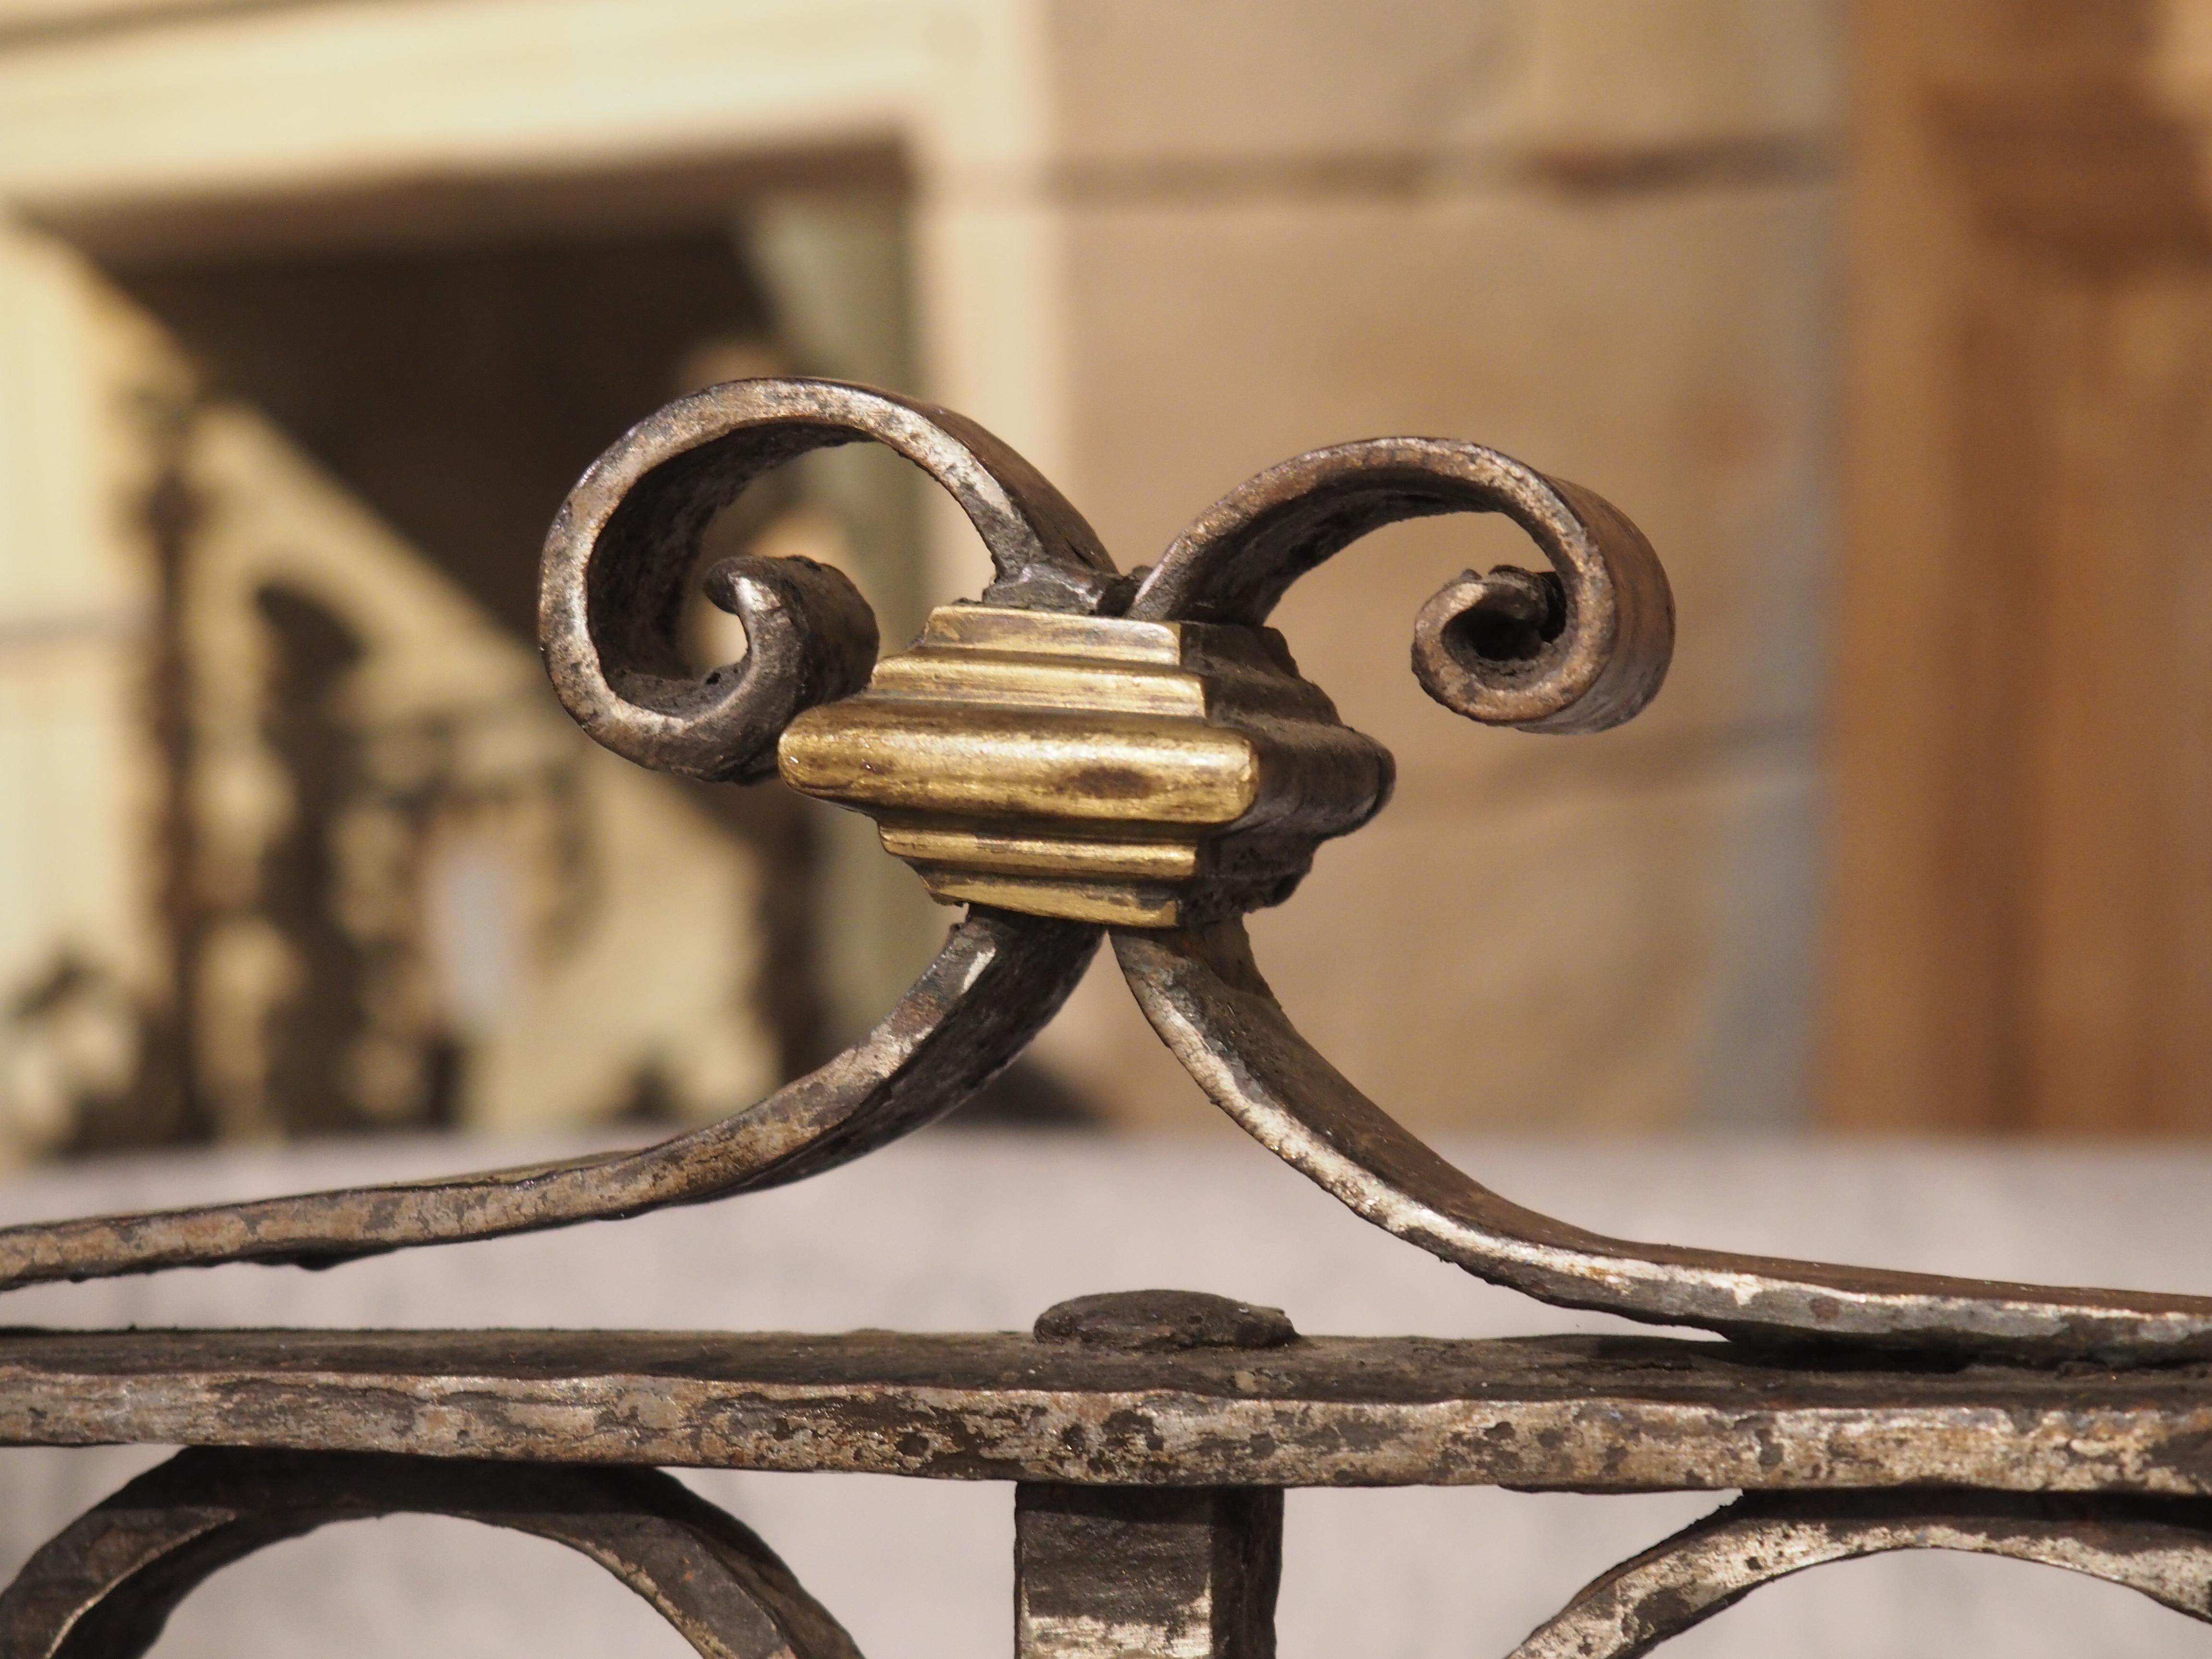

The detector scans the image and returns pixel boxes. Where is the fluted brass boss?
[776,605,1392,927]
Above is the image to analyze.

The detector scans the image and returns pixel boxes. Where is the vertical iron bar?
[1014,1484,1281,1659]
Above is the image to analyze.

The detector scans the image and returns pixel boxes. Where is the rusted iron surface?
[1032,1289,1299,1353]
[4,1327,2212,1495]
[1016,1485,1281,1659]
[0,1448,861,1659]
[1509,1490,2212,1659]
[1018,1303,1291,1657]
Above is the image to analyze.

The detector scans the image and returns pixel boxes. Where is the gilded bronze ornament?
[778,605,1392,926]
[0,377,2206,1656]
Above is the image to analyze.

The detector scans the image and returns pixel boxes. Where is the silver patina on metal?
[0,378,2206,1658]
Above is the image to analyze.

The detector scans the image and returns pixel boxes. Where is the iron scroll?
[0,376,2201,1358]
[1,377,2210,1658]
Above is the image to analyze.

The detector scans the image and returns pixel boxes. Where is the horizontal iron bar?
[0,1329,2207,1494]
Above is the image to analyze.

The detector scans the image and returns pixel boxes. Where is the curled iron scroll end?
[557,547,878,784]
[1509,1491,2212,1659]
[1133,439,1674,736]
[1410,473,1674,735]
[538,375,1124,788]
[538,383,886,783]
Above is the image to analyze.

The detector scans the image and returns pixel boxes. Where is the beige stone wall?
[0,227,786,1155]
[1021,1,1843,1130]
[0,228,168,1152]
[0,0,1844,1140]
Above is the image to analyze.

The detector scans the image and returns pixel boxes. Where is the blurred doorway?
[12,152,952,1151]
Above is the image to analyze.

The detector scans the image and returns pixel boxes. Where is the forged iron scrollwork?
[0,908,1095,1285]
[5,375,2212,1659]
[1509,1490,2212,1659]
[1128,435,1673,734]
[0,375,2206,1368]
[0,385,1106,1287]
[537,377,1130,782]
[0,1449,861,1659]
[1115,922,2212,1358]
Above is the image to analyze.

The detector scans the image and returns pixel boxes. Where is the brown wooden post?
[1831,0,2212,1130]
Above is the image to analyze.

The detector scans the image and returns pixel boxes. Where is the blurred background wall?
[1832,0,2212,1133]
[0,0,2196,1157]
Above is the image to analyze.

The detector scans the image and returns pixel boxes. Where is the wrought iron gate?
[1,378,2209,1658]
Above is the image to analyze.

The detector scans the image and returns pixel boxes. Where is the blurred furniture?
[1834,0,2212,1130]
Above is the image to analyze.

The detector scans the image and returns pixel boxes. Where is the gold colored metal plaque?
[777,605,1393,926]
